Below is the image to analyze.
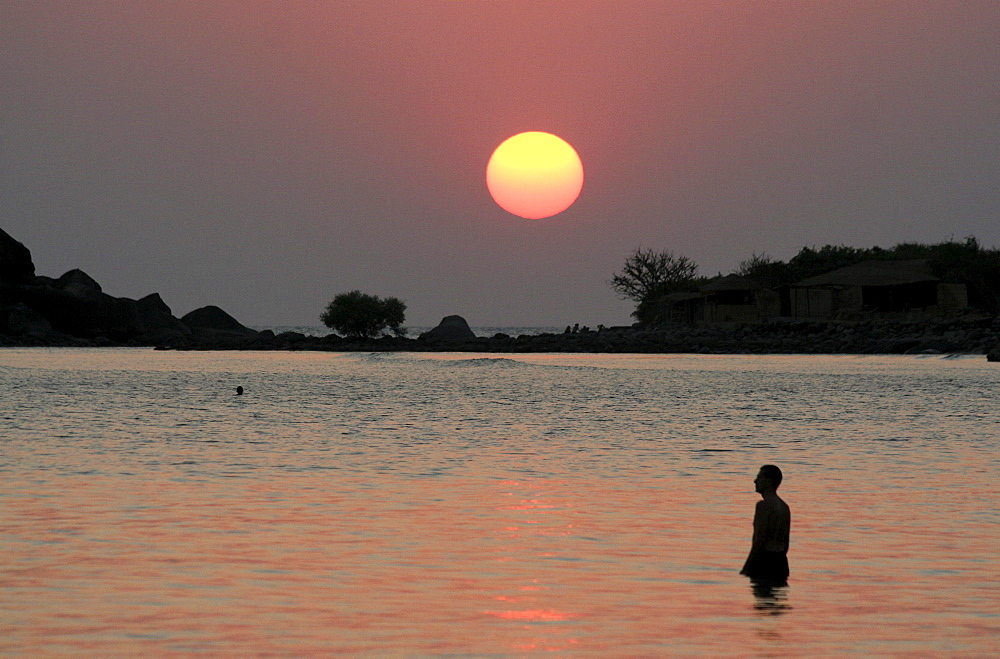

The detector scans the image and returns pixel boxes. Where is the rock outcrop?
[0,227,250,347]
[135,293,194,345]
[182,305,256,335]
[0,228,36,285]
[419,315,476,342]
[0,303,51,336]
[181,305,258,345]
[57,268,103,294]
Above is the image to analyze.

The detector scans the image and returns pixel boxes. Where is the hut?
[790,260,968,319]
[659,291,705,325]
[700,274,781,324]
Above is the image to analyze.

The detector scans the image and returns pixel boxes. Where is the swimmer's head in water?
[236,386,244,395]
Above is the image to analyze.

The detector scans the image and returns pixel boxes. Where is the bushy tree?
[610,248,700,303]
[735,252,793,289]
[609,248,701,326]
[927,237,1000,312]
[321,290,406,339]
[787,244,872,281]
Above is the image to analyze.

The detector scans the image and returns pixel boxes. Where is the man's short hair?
[760,464,783,487]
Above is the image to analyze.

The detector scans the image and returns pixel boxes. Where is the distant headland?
[2,227,998,360]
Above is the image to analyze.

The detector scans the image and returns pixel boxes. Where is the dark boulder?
[0,302,52,336]
[136,292,172,317]
[9,278,192,345]
[135,293,193,344]
[419,315,476,342]
[182,305,258,343]
[0,228,36,285]
[0,228,239,346]
[13,282,141,340]
[45,269,133,337]
[56,268,102,294]
[9,284,85,334]
[182,305,256,335]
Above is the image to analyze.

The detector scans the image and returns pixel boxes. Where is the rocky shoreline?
[3,227,999,360]
[13,314,996,358]
[165,316,1000,358]
[6,301,1000,360]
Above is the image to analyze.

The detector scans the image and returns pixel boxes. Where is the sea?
[1,342,998,655]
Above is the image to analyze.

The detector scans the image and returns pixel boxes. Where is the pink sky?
[3,2,998,326]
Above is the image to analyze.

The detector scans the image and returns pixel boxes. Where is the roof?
[793,259,937,287]
[663,291,704,301]
[700,274,758,291]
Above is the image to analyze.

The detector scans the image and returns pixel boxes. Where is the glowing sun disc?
[487,131,583,219]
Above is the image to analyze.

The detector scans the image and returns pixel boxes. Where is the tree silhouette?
[321,290,406,339]
[610,248,699,303]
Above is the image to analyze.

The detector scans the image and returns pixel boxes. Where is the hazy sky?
[3,2,998,327]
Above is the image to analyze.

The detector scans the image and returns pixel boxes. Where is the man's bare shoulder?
[759,496,789,514]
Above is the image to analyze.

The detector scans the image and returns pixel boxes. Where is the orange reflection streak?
[483,609,572,622]
[474,480,586,652]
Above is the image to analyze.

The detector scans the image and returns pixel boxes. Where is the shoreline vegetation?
[2,227,999,359]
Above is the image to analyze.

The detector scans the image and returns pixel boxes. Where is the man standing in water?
[740,464,790,583]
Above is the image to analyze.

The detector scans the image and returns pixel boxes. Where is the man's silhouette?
[740,464,790,584]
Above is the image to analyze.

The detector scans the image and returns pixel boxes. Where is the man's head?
[754,464,783,492]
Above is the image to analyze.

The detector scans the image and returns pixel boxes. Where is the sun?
[486,132,583,219]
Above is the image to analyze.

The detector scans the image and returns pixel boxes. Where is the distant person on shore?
[236,386,243,395]
[740,464,790,584]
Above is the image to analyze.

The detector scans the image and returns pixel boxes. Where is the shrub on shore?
[320,290,406,339]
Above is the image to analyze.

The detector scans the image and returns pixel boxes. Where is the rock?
[56,268,102,294]
[44,269,143,339]
[0,228,252,347]
[0,227,36,285]
[135,293,192,338]
[0,302,52,335]
[182,305,255,334]
[13,282,141,340]
[419,315,476,342]
[988,346,1000,362]
[136,292,171,317]
[181,305,258,343]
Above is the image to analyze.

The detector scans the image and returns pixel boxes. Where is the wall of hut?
[937,283,968,311]
[790,282,969,320]
[705,289,781,324]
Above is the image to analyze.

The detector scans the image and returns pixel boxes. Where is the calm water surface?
[1,349,998,655]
